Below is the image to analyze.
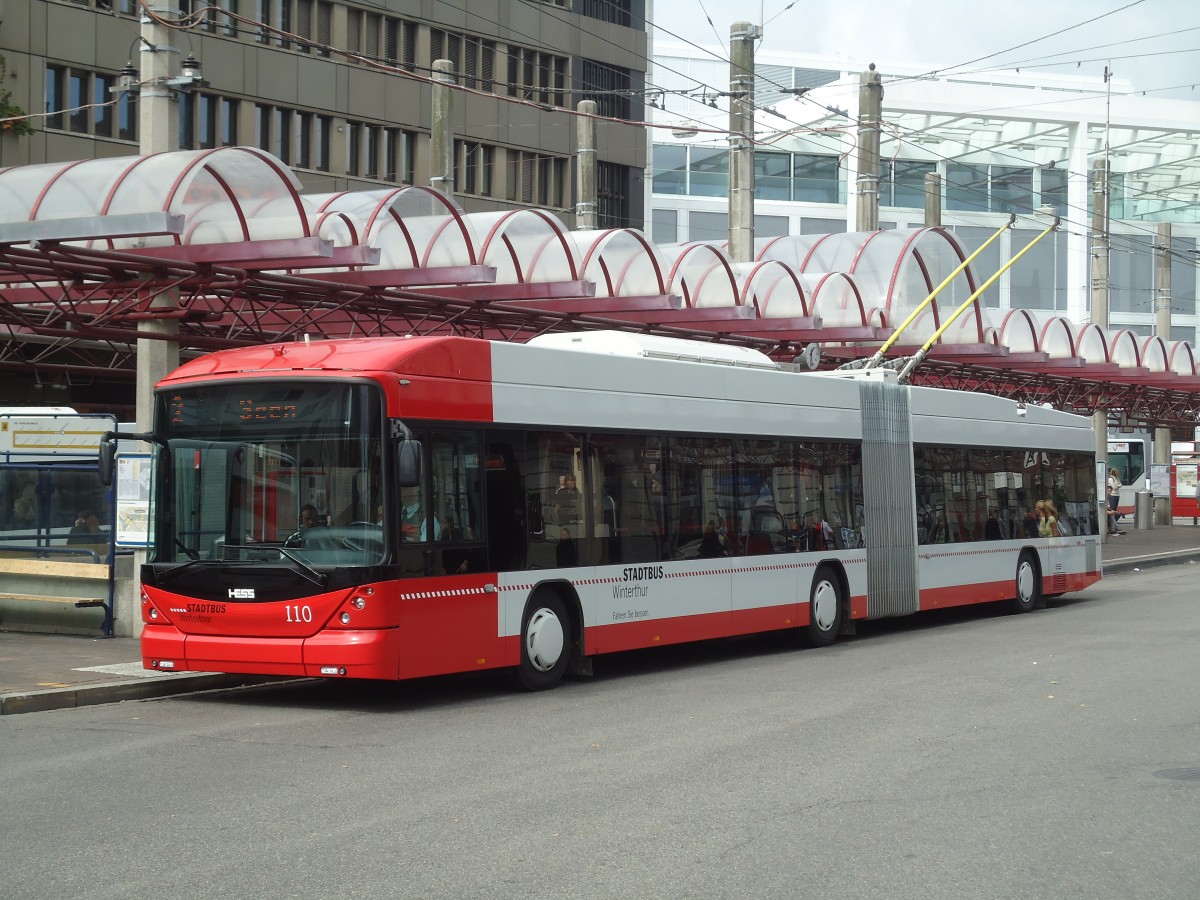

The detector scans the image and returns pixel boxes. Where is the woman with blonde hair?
[1041,500,1061,537]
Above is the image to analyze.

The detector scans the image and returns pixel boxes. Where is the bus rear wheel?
[516,593,569,691]
[1011,551,1040,614]
[805,565,844,647]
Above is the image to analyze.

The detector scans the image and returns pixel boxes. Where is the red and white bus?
[107,332,1102,689]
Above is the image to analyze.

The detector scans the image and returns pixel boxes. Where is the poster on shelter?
[115,453,152,547]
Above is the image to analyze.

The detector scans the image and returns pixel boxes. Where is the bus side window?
[429,431,481,542]
[483,441,526,571]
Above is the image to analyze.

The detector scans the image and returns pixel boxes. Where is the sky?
[649,0,1200,100]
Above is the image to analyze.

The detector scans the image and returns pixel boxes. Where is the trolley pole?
[575,100,598,231]
[727,21,759,263]
[1154,221,1173,525]
[430,59,455,196]
[1090,157,1110,542]
[855,65,883,233]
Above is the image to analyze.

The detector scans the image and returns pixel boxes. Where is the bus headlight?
[340,612,351,624]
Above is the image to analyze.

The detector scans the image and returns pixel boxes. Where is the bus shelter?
[1,147,1198,428]
[0,411,119,635]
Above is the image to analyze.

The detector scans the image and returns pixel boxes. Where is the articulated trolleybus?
[106,332,1101,689]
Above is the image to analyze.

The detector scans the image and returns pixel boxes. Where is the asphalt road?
[4,565,1198,900]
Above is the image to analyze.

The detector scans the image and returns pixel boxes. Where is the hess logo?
[228,588,255,599]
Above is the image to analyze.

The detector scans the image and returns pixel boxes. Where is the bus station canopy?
[1,148,1197,426]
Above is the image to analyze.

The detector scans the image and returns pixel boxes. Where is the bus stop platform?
[3,521,1198,715]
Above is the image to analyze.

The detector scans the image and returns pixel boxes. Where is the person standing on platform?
[1106,467,1125,535]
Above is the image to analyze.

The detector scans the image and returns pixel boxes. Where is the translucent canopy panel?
[1041,319,1079,359]
[759,233,846,270]
[1074,324,1108,363]
[802,273,869,327]
[1109,330,1143,368]
[759,228,977,344]
[466,210,578,284]
[1140,337,1170,374]
[878,228,979,341]
[310,211,362,248]
[569,229,668,297]
[1167,342,1197,376]
[998,310,1041,353]
[187,198,314,246]
[306,187,476,269]
[0,148,305,249]
[664,244,739,308]
[741,261,810,318]
[940,307,990,345]
[0,158,131,221]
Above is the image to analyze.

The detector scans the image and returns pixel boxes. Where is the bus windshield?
[153,382,385,567]
[1107,440,1146,488]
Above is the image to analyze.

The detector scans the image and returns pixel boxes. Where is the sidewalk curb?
[0,673,293,716]
[1102,549,1200,577]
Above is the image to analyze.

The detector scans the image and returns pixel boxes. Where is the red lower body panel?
[919,571,1100,611]
[142,625,406,680]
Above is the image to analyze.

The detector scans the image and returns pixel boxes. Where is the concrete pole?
[855,64,883,233]
[138,4,179,157]
[430,59,454,196]
[130,2,182,638]
[1090,157,1110,541]
[575,100,598,231]
[727,21,758,263]
[135,0,181,434]
[923,172,942,227]
[1154,221,1173,525]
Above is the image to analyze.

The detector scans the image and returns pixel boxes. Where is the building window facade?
[507,151,567,208]
[44,64,128,140]
[578,59,632,120]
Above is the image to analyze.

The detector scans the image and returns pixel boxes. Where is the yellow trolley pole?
[897,214,1060,383]
[862,215,1014,370]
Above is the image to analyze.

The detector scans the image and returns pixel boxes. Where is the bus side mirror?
[397,439,422,487]
[98,432,117,486]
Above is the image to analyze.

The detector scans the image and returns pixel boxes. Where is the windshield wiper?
[222,543,327,587]
[156,557,205,586]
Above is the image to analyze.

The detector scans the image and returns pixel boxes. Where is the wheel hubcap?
[811,580,838,631]
[525,607,565,672]
[1017,561,1034,603]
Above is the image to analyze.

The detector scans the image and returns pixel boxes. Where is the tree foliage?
[1,54,35,136]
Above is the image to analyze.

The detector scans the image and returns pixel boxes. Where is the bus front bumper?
[142,625,402,680]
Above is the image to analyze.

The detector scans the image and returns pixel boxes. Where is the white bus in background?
[1107,428,1200,515]
[1106,435,1149,517]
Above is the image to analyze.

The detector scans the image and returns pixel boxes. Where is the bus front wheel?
[805,565,844,647]
[516,593,569,691]
[1011,551,1040,614]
